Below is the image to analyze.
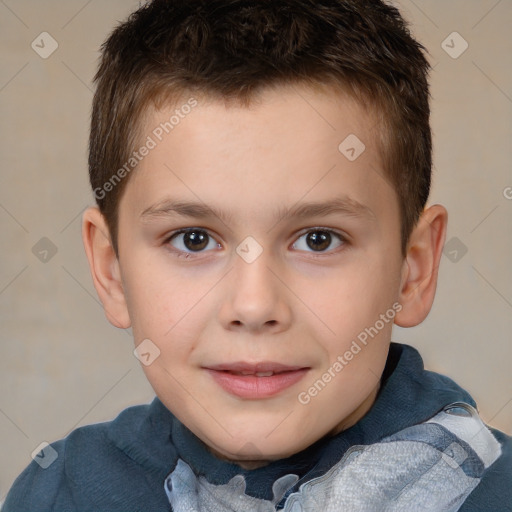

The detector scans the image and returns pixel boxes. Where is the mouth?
[203,362,310,399]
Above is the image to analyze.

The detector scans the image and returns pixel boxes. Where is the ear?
[394,204,448,328]
[81,207,131,329]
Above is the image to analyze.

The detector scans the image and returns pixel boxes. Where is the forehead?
[122,84,397,230]
[140,83,380,164]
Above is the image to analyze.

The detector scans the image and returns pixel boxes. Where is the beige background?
[1,0,511,501]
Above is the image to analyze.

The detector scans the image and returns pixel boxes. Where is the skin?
[82,84,448,469]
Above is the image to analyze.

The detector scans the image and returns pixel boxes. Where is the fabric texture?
[164,403,502,511]
[3,343,512,512]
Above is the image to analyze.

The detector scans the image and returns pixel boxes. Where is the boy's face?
[115,85,406,465]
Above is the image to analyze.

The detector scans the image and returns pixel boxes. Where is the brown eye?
[306,231,331,251]
[292,229,345,253]
[169,229,219,253]
[182,230,209,251]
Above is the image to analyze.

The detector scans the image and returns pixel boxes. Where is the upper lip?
[204,362,308,373]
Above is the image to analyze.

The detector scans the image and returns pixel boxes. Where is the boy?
[4,0,511,510]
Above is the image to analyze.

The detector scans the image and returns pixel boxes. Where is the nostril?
[230,319,278,327]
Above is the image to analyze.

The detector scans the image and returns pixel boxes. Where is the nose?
[218,249,292,334]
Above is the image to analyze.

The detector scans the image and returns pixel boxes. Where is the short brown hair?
[89,0,431,256]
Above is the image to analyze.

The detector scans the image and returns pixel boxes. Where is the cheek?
[123,260,217,353]
[303,255,400,335]
[120,255,178,339]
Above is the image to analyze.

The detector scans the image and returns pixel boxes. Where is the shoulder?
[2,437,71,512]
[382,344,512,509]
[3,400,174,512]
[2,422,115,512]
[460,427,512,511]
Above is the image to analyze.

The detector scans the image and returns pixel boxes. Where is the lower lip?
[205,369,309,399]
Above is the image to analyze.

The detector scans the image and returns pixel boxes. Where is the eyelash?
[163,227,348,259]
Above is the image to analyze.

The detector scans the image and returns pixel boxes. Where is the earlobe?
[394,204,448,328]
[82,207,131,329]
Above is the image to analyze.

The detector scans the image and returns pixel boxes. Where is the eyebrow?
[140,196,376,225]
